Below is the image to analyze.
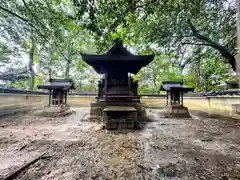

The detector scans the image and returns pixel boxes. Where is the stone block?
[88,102,147,130]
[34,106,74,117]
[126,121,135,129]
[90,107,103,117]
[135,104,146,116]
[117,122,125,129]
[87,116,101,122]
[162,105,191,118]
[90,102,105,116]
[105,122,117,130]
[232,104,240,115]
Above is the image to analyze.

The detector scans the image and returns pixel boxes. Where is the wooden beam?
[104,72,108,100]
[4,153,50,180]
[48,90,51,107]
[128,73,132,95]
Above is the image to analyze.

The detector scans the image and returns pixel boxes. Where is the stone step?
[105,121,136,130]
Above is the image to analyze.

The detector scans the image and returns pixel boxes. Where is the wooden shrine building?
[81,38,155,130]
[160,81,194,118]
[37,79,74,108]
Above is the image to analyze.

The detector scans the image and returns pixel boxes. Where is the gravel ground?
[0,108,240,180]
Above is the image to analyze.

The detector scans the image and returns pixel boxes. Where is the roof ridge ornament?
[113,38,123,47]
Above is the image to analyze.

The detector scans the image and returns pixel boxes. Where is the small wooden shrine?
[225,81,239,90]
[160,81,194,118]
[36,79,74,116]
[81,38,154,130]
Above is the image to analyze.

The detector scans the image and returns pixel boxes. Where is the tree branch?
[180,57,192,76]
[0,27,12,35]
[108,0,158,31]
[188,19,236,71]
[118,0,142,18]
[22,0,46,29]
[0,5,49,42]
[224,36,236,47]
[182,42,213,46]
[1,4,73,64]
[135,0,158,9]
[224,36,237,55]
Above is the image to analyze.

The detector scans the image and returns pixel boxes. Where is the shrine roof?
[37,79,74,90]
[0,74,29,81]
[160,81,194,92]
[81,38,154,74]
[225,81,238,85]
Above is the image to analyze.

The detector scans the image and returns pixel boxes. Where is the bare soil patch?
[0,108,240,179]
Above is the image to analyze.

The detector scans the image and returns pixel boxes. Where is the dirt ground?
[0,108,240,180]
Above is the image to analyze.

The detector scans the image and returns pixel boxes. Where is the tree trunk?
[65,43,72,79]
[196,70,200,93]
[49,59,52,79]
[237,0,240,56]
[28,37,35,90]
[152,72,157,93]
[194,61,201,93]
[78,79,82,92]
[65,60,71,79]
[179,65,183,77]
[205,80,209,92]
[49,50,53,79]
[236,0,240,77]
[188,20,236,71]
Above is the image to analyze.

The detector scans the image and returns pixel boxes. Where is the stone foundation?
[88,101,146,130]
[103,106,138,130]
[90,102,104,117]
[162,104,191,118]
[232,104,240,115]
[34,105,74,117]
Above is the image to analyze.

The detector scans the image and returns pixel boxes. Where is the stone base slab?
[34,106,74,117]
[103,106,138,130]
[88,102,146,130]
[162,104,191,118]
[105,120,136,130]
[232,104,240,115]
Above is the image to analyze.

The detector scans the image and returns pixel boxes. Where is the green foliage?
[184,71,196,89]
[9,80,28,89]
[24,39,31,51]
[33,46,39,64]
[0,0,236,93]
[0,42,12,63]
[33,75,48,89]
[198,57,231,92]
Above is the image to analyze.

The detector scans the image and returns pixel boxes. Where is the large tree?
[0,0,237,93]
[0,0,93,82]
[79,0,236,71]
